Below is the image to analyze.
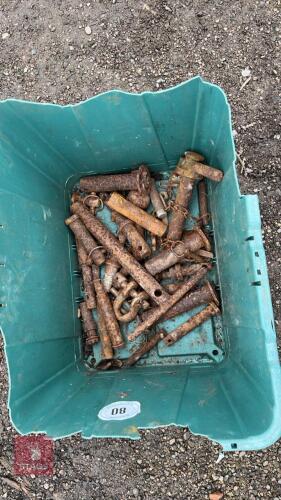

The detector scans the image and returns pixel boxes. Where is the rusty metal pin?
[81,264,96,309]
[126,190,150,237]
[71,202,170,305]
[106,193,167,237]
[111,211,151,260]
[166,175,194,241]
[96,359,123,370]
[97,304,113,360]
[76,238,88,265]
[79,301,99,345]
[103,256,120,292]
[103,231,126,291]
[142,281,219,322]
[145,228,211,275]
[128,267,208,341]
[127,190,150,209]
[92,265,124,349]
[175,151,223,182]
[198,179,209,227]
[196,249,214,260]
[79,165,151,194]
[75,239,96,309]
[158,263,211,281]
[150,179,167,220]
[125,330,166,367]
[164,302,220,346]
[65,214,105,266]
[163,282,182,293]
[165,151,222,240]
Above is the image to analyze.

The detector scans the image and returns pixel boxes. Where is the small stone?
[241,67,251,78]
[44,483,49,489]
[137,459,142,464]
[169,438,176,445]
[133,488,139,496]
[69,46,74,51]
[2,32,10,40]
[85,26,92,35]
[209,493,224,500]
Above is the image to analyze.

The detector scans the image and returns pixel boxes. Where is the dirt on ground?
[0,0,280,499]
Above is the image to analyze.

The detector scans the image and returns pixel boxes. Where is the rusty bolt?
[164,302,220,346]
[79,301,98,345]
[143,281,219,322]
[79,165,151,194]
[125,329,166,367]
[65,214,105,266]
[92,265,124,349]
[111,211,151,260]
[106,192,167,237]
[71,202,170,305]
[145,228,211,276]
[128,266,208,341]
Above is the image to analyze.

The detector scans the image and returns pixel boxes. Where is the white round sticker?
[98,401,141,421]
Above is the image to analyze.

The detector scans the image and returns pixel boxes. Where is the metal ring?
[87,246,104,259]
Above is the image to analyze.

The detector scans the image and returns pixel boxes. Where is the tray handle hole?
[255,251,259,257]
[231,443,237,449]
[245,236,254,241]
[251,281,261,286]
[257,269,261,275]
[212,349,219,356]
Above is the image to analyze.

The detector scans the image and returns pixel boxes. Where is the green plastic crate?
[0,77,280,451]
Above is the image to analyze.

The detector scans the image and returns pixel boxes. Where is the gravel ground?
[0,0,280,498]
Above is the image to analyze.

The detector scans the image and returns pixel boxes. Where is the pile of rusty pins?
[65,151,223,370]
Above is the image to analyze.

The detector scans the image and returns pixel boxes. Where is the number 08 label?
[98,401,141,421]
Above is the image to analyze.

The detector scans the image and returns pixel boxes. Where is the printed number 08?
[111,407,126,415]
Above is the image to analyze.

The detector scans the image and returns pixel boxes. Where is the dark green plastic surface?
[0,77,280,450]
